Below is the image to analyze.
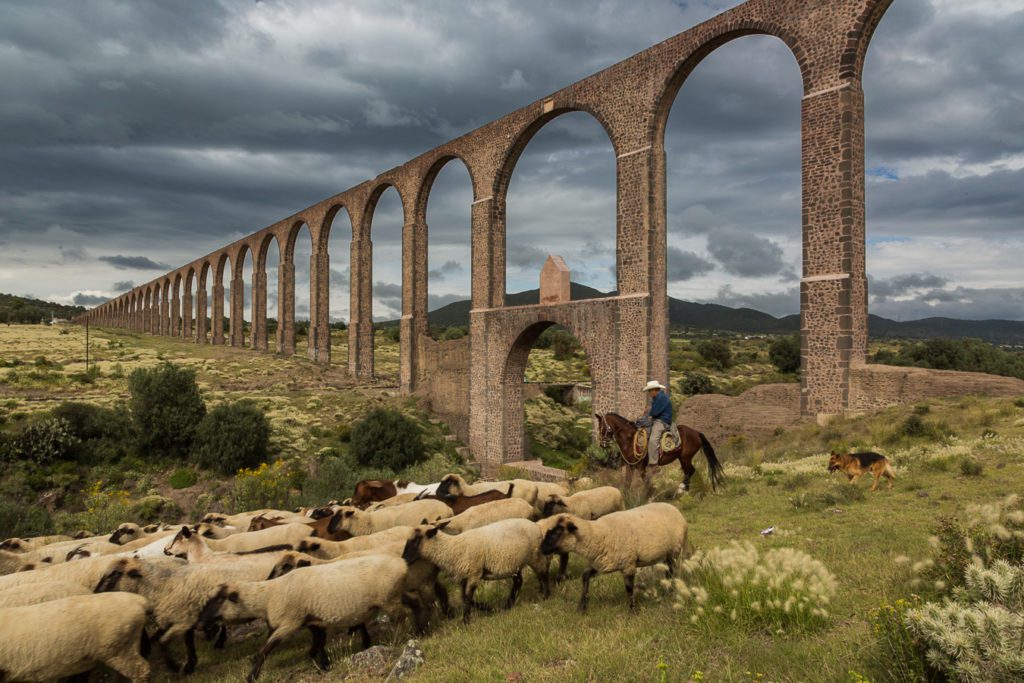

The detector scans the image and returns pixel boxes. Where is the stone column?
[170,289,181,337]
[800,80,867,418]
[159,291,169,335]
[348,237,374,379]
[230,275,245,347]
[277,259,295,356]
[195,288,207,343]
[309,249,331,364]
[400,220,428,394]
[252,270,268,351]
[468,195,503,462]
[211,283,225,345]
[182,291,193,340]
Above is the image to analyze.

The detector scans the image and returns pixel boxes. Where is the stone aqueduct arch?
[78,0,893,473]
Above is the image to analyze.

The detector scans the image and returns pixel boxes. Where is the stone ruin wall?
[414,334,471,443]
[848,364,1024,412]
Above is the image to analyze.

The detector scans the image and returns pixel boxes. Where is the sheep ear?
[127,568,142,578]
[425,526,441,539]
[298,559,311,568]
[566,522,578,534]
[227,591,240,603]
[435,520,451,531]
[420,518,428,525]
[180,526,193,538]
[310,542,321,551]
[343,510,355,518]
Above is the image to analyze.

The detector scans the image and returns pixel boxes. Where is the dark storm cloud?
[59,245,88,263]
[667,246,715,282]
[427,260,463,281]
[706,229,790,278]
[98,255,172,270]
[72,292,108,306]
[870,273,950,300]
[112,280,135,292]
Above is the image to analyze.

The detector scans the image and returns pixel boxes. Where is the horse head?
[594,413,614,448]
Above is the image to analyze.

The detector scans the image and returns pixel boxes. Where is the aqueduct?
[78,0,895,473]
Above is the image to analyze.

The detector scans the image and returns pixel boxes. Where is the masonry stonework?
[79,0,900,473]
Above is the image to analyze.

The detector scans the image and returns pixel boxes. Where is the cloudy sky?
[1,0,1021,323]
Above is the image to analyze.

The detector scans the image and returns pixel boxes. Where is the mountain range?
[415,283,1024,345]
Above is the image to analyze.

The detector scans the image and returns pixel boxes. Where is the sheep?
[0,554,158,593]
[95,553,291,674]
[189,522,244,539]
[196,554,418,681]
[201,509,295,529]
[0,534,72,552]
[110,522,182,545]
[350,479,441,508]
[419,485,514,515]
[0,579,89,608]
[294,526,416,559]
[165,522,314,557]
[533,482,569,509]
[539,502,688,612]
[163,525,296,563]
[402,518,550,624]
[0,592,151,682]
[328,500,452,536]
[367,492,422,510]
[436,473,539,506]
[246,512,350,541]
[1,548,44,574]
[437,498,537,535]
[540,486,625,520]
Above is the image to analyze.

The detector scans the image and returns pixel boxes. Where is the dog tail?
[884,462,896,479]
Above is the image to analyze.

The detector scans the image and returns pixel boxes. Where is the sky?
[0,0,1021,323]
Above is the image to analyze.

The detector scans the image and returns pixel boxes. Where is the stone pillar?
[212,283,225,345]
[800,80,867,418]
[309,249,331,364]
[278,259,295,356]
[195,288,207,343]
[170,289,181,337]
[252,270,268,351]
[348,237,374,379]
[468,195,503,462]
[230,275,245,347]
[182,291,193,340]
[159,291,169,335]
[400,220,428,394]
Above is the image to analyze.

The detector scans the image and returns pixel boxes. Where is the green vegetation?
[696,338,733,369]
[351,407,427,471]
[128,363,206,459]
[191,400,271,475]
[768,334,801,374]
[679,372,714,395]
[0,293,85,325]
[873,337,1024,380]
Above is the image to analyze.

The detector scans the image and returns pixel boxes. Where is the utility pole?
[85,318,90,371]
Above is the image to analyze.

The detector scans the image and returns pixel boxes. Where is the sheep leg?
[152,627,181,673]
[624,572,638,612]
[461,579,477,625]
[182,628,198,675]
[402,592,429,635]
[433,579,452,618]
[307,625,330,672]
[247,630,289,683]
[579,568,597,613]
[61,674,91,683]
[665,554,676,579]
[104,652,151,683]
[556,553,569,584]
[213,625,228,649]
[347,623,372,650]
[506,571,523,609]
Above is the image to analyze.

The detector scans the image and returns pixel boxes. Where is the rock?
[387,639,424,680]
[917,490,929,498]
[347,645,395,679]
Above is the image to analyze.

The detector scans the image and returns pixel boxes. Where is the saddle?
[631,423,681,461]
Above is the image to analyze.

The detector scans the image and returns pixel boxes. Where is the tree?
[192,401,271,475]
[350,408,426,471]
[769,335,801,374]
[128,363,206,459]
[697,339,733,370]
[679,373,714,396]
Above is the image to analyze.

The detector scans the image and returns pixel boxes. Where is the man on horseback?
[641,380,672,465]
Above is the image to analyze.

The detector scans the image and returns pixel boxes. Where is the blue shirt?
[649,390,672,425]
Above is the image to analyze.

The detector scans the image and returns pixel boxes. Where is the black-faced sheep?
[0,592,151,682]
[540,486,624,520]
[435,474,539,506]
[437,497,537,534]
[540,502,688,612]
[0,579,90,608]
[327,500,451,536]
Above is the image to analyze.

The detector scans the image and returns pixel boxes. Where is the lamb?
[0,579,89,608]
[328,500,452,536]
[294,526,416,559]
[436,473,539,506]
[165,522,313,557]
[196,554,418,681]
[95,553,290,674]
[539,502,688,612]
[540,486,625,520]
[0,592,151,682]
[437,497,537,534]
[402,518,550,623]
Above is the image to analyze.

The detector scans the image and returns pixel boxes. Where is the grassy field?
[1,324,1023,681]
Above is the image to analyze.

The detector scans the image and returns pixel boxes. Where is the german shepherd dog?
[828,451,895,491]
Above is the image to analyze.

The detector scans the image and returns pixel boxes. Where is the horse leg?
[680,457,696,493]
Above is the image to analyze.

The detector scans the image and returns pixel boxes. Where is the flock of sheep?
[0,473,688,682]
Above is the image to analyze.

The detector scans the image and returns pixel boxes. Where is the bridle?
[597,414,613,449]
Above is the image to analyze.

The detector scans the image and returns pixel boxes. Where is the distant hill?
[415,283,1024,345]
[0,293,85,324]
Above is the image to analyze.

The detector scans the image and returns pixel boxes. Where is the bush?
[1,418,79,464]
[49,401,134,465]
[679,373,714,396]
[959,458,984,477]
[897,414,929,438]
[231,461,297,512]
[875,338,1024,380]
[0,499,54,539]
[696,339,733,370]
[867,597,931,683]
[191,401,271,475]
[128,363,205,459]
[442,326,467,340]
[169,468,197,489]
[551,330,581,361]
[768,335,801,374]
[350,408,426,471]
[131,495,181,523]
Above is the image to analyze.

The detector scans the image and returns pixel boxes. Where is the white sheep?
[330,500,452,536]
[0,579,90,608]
[294,525,415,559]
[0,554,154,592]
[437,498,537,534]
[0,592,151,682]
[164,523,313,558]
[367,492,422,510]
[402,518,550,623]
[196,554,416,681]
[533,482,569,510]
[0,534,72,552]
[95,553,291,674]
[110,522,181,545]
[539,502,688,612]
[200,509,295,529]
[540,486,624,520]
[436,473,539,506]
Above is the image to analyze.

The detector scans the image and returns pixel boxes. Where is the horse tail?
[698,432,725,491]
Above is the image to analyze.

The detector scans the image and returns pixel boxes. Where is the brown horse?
[595,413,724,492]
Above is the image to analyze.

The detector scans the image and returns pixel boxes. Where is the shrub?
[0,499,54,539]
[768,335,801,374]
[696,339,732,370]
[551,330,581,360]
[866,597,930,683]
[191,401,271,475]
[55,481,134,535]
[1,418,79,464]
[679,373,714,396]
[132,495,181,523]
[231,460,296,512]
[897,414,929,438]
[350,408,426,471]
[442,326,467,340]
[169,468,197,489]
[669,542,837,633]
[959,458,984,477]
[128,363,205,459]
[382,325,400,342]
[49,401,134,465]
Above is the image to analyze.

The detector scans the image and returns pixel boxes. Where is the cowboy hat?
[642,380,666,392]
